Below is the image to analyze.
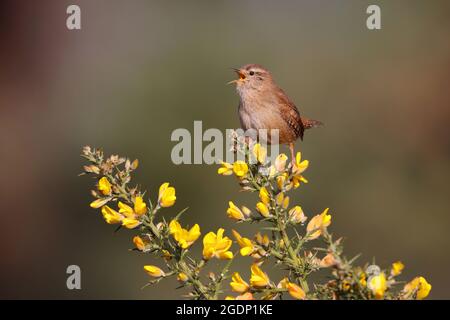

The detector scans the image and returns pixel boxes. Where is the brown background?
[0,0,449,299]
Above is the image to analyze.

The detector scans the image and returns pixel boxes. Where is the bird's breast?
[238,98,295,144]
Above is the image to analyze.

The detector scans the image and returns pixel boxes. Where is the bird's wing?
[274,87,305,140]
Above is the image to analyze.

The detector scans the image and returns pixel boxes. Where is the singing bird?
[229,64,323,163]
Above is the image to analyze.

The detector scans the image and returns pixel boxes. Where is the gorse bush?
[81,136,431,300]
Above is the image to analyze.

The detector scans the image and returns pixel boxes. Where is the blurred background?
[0,0,449,299]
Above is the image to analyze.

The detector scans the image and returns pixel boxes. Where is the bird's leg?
[289,142,296,167]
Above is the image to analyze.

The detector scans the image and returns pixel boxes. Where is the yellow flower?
[227,201,245,221]
[293,152,309,174]
[255,232,270,247]
[306,208,331,240]
[289,206,307,224]
[290,153,309,189]
[241,206,251,217]
[230,272,250,293]
[259,187,270,205]
[177,272,189,282]
[391,261,404,276]
[122,218,141,229]
[237,292,254,300]
[404,276,431,300]
[275,192,289,209]
[226,293,254,300]
[232,230,255,256]
[359,272,367,287]
[218,162,233,176]
[169,220,201,249]
[158,182,176,207]
[203,228,234,260]
[98,177,112,195]
[118,196,147,217]
[133,236,146,251]
[256,202,270,217]
[90,197,111,209]
[282,196,290,209]
[276,173,288,190]
[277,277,289,289]
[320,253,337,268]
[131,159,139,169]
[133,196,147,215]
[275,192,284,206]
[368,273,387,299]
[274,153,288,172]
[169,219,182,233]
[232,161,248,178]
[117,200,144,229]
[144,265,165,278]
[292,174,308,189]
[342,280,351,291]
[286,282,306,300]
[118,201,134,217]
[250,264,270,288]
[101,206,123,224]
[252,143,267,164]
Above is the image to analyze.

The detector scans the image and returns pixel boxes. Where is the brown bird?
[229,64,323,163]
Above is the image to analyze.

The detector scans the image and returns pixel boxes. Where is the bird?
[228,64,323,164]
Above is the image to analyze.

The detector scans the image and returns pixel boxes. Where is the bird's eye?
[249,71,254,76]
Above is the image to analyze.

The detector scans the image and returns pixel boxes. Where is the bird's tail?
[301,117,324,129]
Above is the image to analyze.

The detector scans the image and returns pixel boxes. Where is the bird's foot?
[289,142,296,169]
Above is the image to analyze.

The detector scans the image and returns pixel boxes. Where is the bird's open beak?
[227,68,245,85]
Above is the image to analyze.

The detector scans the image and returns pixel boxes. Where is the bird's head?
[228,64,273,95]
